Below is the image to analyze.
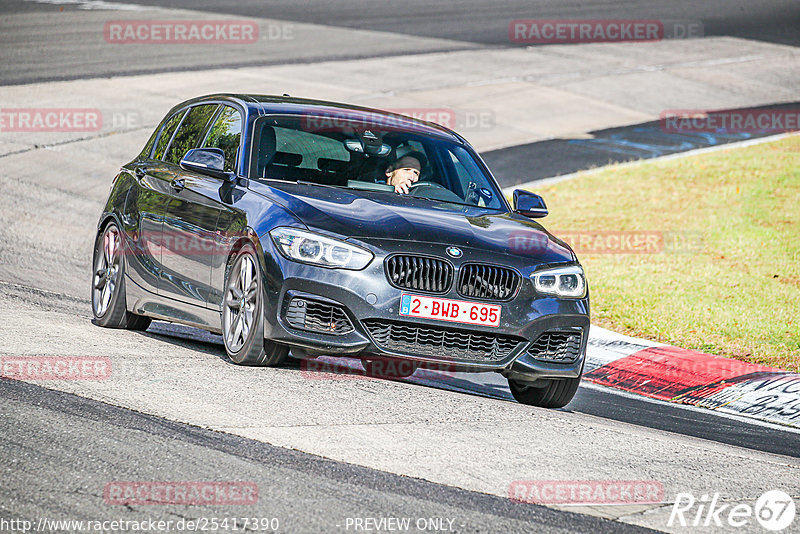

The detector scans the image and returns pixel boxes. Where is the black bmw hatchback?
[92,94,589,408]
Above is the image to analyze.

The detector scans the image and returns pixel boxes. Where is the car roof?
[174,93,463,143]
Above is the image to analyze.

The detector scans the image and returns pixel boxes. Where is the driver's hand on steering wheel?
[387,167,420,194]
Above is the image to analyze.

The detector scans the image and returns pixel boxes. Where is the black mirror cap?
[180,148,235,181]
[513,189,548,218]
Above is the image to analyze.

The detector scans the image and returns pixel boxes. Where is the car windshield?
[252,114,505,210]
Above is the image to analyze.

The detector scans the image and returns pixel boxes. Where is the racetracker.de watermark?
[301,108,495,133]
[508,230,704,255]
[509,19,703,44]
[104,481,258,506]
[0,108,147,132]
[661,109,800,134]
[509,480,664,505]
[0,108,101,132]
[122,230,249,259]
[1,356,111,380]
[104,20,261,44]
[390,108,495,132]
[300,358,458,381]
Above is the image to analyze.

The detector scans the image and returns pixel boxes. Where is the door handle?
[170,178,185,191]
[134,166,147,179]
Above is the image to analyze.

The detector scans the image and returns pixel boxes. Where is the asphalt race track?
[1,1,799,532]
[2,378,643,534]
[3,0,800,83]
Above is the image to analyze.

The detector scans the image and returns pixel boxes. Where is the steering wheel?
[408,181,448,192]
[407,181,464,203]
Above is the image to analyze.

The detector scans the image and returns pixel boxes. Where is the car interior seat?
[257,125,276,177]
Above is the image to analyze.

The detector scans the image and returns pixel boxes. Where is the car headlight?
[532,265,587,298]
[270,227,373,270]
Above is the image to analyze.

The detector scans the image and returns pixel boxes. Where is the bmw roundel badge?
[446,246,463,258]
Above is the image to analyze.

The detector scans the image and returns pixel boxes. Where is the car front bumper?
[260,239,590,380]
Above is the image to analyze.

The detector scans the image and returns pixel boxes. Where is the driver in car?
[385,152,425,194]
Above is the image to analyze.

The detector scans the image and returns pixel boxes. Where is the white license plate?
[399,293,501,327]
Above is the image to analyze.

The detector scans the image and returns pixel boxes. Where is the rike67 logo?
[669,490,796,531]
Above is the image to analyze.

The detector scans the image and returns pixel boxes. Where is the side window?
[164,104,218,165]
[139,125,159,159]
[201,106,242,172]
[447,147,500,209]
[449,150,473,190]
[152,110,186,161]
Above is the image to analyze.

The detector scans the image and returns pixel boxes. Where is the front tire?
[222,244,287,366]
[508,377,581,408]
[91,222,151,331]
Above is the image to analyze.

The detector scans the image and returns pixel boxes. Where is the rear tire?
[508,377,581,408]
[222,244,287,366]
[91,222,151,331]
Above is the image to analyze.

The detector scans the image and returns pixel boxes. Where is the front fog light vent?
[285,298,354,335]
[528,331,583,363]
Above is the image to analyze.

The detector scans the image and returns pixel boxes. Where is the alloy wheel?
[93,225,121,317]
[223,254,258,353]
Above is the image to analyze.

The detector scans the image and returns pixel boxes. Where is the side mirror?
[513,189,548,218]
[180,148,234,181]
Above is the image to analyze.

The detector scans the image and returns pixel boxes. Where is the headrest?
[257,125,276,176]
[271,152,303,166]
[318,158,349,172]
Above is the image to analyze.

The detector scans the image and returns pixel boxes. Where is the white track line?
[23,0,155,10]
[504,131,799,193]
